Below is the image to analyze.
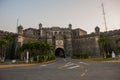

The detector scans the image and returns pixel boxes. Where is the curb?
[0,60,56,69]
[103,60,120,63]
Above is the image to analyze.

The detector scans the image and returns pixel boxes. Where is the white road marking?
[80,73,86,77]
[65,62,74,67]
[79,62,89,65]
[80,69,88,77]
[41,65,47,66]
[59,62,80,69]
[58,62,73,69]
[63,59,67,62]
[67,65,79,69]
[40,62,55,67]
[62,62,74,67]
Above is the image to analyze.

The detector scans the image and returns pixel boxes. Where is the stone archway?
[55,48,65,58]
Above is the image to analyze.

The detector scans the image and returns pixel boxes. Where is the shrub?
[47,54,56,60]
[106,54,112,58]
[39,55,46,62]
[34,54,56,62]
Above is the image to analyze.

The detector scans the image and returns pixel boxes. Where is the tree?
[0,40,6,62]
[0,35,13,62]
[17,41,54,61]
[98,36,111,58]
[116,38,120,53]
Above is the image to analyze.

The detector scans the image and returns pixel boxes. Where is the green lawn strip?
[76,57,120,62]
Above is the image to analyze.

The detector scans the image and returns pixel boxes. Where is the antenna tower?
[101,1,107,32]
[16,18,19,27]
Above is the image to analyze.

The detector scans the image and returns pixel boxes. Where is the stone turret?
[95,26,100,56]
[17,25,23,36]
[39,23,42,29]
[17,25,24,46]
[39,23,43,37]
[68,24,72,29]
[95,26,100,35]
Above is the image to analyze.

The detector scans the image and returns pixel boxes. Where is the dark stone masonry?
[0,23,120,59]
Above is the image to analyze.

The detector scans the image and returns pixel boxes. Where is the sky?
[0,0,120,34]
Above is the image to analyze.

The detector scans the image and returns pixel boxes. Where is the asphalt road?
[0,58,120,80]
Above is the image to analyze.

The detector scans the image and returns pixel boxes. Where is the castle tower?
[39,23,43,38]
[95,26,100,35]
[17,25,23,36]
[64,24,73,57]
[68,24,72,29]
[17,25,24,46]
[94,26,100,56]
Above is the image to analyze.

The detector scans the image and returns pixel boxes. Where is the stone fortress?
[0,23,120,59]
[17,23,87,58]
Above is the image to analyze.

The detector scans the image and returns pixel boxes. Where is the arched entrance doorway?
[55,48,65,58]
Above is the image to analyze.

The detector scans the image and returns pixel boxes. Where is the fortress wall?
[1,26,120,59]
[72,29,120,57]
[23,35,38,43]
[0,30,15,39]
[72,35,100,57]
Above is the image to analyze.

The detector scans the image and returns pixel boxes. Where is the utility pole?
[101,1,107,32]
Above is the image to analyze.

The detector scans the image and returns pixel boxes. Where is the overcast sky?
[0,0,120,33]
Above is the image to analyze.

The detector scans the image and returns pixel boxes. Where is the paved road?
[0,58,120,80]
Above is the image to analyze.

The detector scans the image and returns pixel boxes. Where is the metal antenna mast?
[16,18,19,27]
[101,1,107,32]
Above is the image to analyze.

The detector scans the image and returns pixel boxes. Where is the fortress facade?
[17,23,87,58]
[0,23,120,59]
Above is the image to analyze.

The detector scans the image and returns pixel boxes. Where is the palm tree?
[0,39,6,62]
[0,35,12,62]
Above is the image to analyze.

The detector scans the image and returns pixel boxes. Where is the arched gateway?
[55,48,65,58]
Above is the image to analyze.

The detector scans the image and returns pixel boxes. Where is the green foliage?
[3,35,12,42]
[17,41,54,54]
[116,38,120,44]
[0,35,13,62]
[47,54,56,60]
[17,41,55,62]
[34,54,56,62]
[72,53,88,59]
[38,55,46,62]
[98,36,109,45]
[116,38,120,52]
[0,40,6,47]
[98,36,111,58]
[0,35,12,47]
[106,54,112,58]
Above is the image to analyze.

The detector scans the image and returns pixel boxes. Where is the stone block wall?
[72,34,100,57]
